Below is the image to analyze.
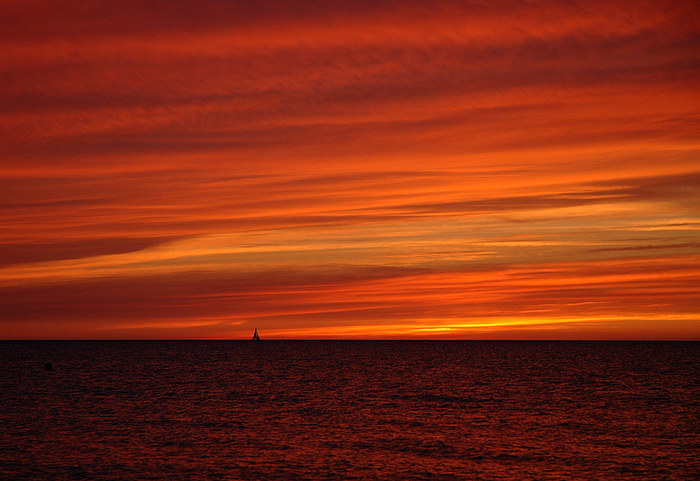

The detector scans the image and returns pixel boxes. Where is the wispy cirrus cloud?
[1,0,698,338]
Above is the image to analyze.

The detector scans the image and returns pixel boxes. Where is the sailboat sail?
[252,328,261,341]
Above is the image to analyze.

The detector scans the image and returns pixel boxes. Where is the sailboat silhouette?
[251,328,261,341]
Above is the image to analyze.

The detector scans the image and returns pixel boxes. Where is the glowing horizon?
[1,0,698,339]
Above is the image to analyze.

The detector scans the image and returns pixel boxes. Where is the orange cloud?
[1,1,698,338]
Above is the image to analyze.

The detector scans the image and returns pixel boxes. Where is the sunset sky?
[1,0,698,339]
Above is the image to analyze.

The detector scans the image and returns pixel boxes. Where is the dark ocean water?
[0,341,697,480]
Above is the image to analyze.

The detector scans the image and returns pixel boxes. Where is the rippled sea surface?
[1,341,697,480]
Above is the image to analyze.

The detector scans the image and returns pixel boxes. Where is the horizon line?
[2,338,697,342]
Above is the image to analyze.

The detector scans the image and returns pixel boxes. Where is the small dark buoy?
[44,362,53,371]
